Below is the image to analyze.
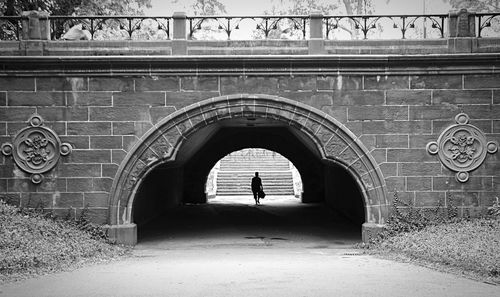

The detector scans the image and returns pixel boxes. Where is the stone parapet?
[1,38,499,56]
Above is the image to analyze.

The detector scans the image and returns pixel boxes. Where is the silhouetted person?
[251,172,263,205]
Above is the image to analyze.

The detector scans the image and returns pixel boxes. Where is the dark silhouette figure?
[251,172,263,205]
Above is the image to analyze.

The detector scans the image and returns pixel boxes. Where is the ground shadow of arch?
[107,94,389,244]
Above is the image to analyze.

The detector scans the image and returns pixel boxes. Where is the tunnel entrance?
[205,148,303,200]
[108,95,388,245]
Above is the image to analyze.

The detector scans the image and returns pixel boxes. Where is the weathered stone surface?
[451,192,480,207]
[379,162,397,177]
[112,149,127,164]
[316,75,362,90]
[113,92,165,106]
[348,106,408,121]
[150,106,177,124]
[36,77,87,92]
[92,177,113,192]
[464,74,500,89]
[406,177,432,191]
[1,52,500,236]
[220,76,279,95]
[409,134,439,148]
[281,91,332,109]
[278,76,316,91]
[433,176,493,191]
[181,76,218,91]
[67,92,112,106]
[386,90,431,105]
[68,122,111,135]
[399,162,442,176]
[165,91,219,108]
[37,107,88,121]
[66,149,111,163]
[364,75,409,90]
[375,135,408,148]
[385,177,405,192]
[90,136,122,149]
[387,148,434,162]
[58,164,101,177]
[358,135,376,151]
[494,90,500,105]
[415,191,445,207]
[90,106,151,121]
[370,149,386,164]
[0,92,6,106]
[84,193,109,208]
[432,90,492,105]
[21,192,54,208]
[135,76,179,91]
[321,106,347,123]
[112,122,135,135]
[0,107,36,121]
[410,105,459,120]
[8,92,66,106]
[410,75,462,89]
[102,164,118,178]
[67,178,93,192]
[361,121,431,135]
[0,78,35,91]
[463,105,500,120]
[89,77,134,91]
[332,90,384,106]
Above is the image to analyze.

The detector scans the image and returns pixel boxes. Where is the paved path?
[2,196,499,297]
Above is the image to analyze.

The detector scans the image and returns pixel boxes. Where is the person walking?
[251,172,263,205]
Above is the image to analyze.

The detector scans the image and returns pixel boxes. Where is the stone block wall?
[1,66,499,223]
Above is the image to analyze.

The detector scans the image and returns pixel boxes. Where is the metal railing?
[477,12,500,37]
[324,14,447,39]
[0,16,22,40]
[1,12,499,41]
[49,15,171,40]
[187,15,309,40]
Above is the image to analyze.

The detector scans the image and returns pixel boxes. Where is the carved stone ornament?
[1,114,72,184]
[427,113,498,183]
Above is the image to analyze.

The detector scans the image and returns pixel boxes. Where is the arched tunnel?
[132,117,365,245]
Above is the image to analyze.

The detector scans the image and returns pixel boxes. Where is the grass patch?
[371,219,500,284]
[0,199,129,283]
[360,192,500,284]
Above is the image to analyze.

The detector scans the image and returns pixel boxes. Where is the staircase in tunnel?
[215,149,295,196]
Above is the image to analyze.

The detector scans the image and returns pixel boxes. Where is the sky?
[145,0,452,16]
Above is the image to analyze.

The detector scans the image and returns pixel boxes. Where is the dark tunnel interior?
[132,118,365,244]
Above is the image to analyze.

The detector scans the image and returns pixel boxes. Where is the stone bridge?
[0,10,499,244]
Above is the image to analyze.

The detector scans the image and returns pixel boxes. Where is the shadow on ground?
[137,196,361,250]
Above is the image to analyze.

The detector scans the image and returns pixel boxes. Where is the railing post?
[448,8,477,53]
[20,10,50,56]
[172,11,187,55]
[309,12,325,55]
[21,10,50,40]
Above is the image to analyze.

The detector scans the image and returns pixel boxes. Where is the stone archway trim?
[107,94,389,243]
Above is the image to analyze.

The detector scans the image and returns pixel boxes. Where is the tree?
[445,0,499,11]
[444,0,500,37]
[173,0,228,39]
[173,0,226,15]
[0,0,152,16]
[266,0,375,39]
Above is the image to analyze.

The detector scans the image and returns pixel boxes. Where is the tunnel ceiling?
[173,117,322,166]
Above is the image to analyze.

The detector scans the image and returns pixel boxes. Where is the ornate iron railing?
[477,12,500,37]
[1,12,500,41]
[187,15,309,40]
[49,15,171,40]
[0,16,22,40]
[324,14,447,39]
